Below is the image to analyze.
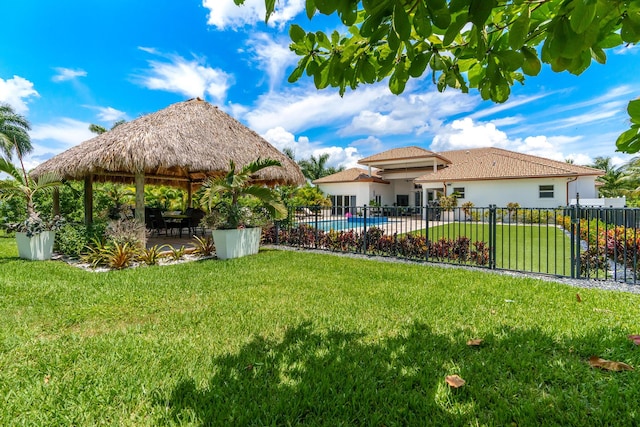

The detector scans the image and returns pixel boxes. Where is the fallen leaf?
[589,356,634,371]
[44,375,50,384]
[467,338,484,346]
[490,309,497,315]
[245,364,253,371]
[576,293,582,303]
[593,308,613,314]
[445,374,466,388]
[628,335,640,346]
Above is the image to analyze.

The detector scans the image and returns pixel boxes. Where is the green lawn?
[415,222,573,276]
[1,236,639,426]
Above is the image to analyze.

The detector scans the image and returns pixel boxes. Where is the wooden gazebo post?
[84,176,93,227]
[135,171,145,223]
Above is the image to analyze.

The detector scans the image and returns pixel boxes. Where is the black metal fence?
[262,205,640,284]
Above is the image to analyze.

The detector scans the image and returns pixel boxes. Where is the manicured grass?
[1,236,640,425]
[416,222,572,275]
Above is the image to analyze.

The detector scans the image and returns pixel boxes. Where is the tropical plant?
[0,147,61,235]
[138,244,168,266]
[0,104,32,159]
[438,195,458,211]
[192,235,215,256]
[89,119,126,135]
[200,158,287,229]
[291,183,331,208]
[298,153,344,180]
[589,156,631,198]
[248,0,640,153]
[104,242,138,270]
[166,245,186,261]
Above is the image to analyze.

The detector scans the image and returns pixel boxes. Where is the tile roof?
[359,146,448,164]
[416,147,603,182]
[312,168,389,184]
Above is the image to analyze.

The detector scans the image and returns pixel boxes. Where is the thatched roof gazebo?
[32,98,305,225]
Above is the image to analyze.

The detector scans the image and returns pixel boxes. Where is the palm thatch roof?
[32,98,305,188]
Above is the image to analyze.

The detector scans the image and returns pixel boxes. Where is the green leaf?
[393,1,411,41]
[360,57,377,83]
[316,31,331,50]
[288,58,308,83]
[622,16,640,43]
[414,2,432,38]
[389,61,409,94]
[444,12,469,46]
[490,77,511,103]
[494,50,523,72]
[616,126,640,154]
[590,46,606,64]
[509,8,530,49]
[521,47,541,76]
[629,99,640,124]
[306,0,316,19]
[427,1,451,29]
[290,24,306,44]
[409,52,431,77]
[569,0,596,34]
[469,0,496,27]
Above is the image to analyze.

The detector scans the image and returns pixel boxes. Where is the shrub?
[138,245,167,266]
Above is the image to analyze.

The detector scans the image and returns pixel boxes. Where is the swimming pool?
[312,217,390,232]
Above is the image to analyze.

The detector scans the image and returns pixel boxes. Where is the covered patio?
[32,98,305,244]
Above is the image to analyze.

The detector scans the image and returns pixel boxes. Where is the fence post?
[489,205,497,270]
[363,204,368,254]
[570,204,581,279]
[425,204,430,262]
[314,207,319,249]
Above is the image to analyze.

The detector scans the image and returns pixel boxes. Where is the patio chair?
[186,208,206,235]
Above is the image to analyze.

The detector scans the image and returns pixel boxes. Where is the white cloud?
[0,75,39,114]
[243,83,478,137]
[349,136,384,154]
[430,117,588,163]
[431,118,510,151]
[245,33,298,91]
[471,93,552,120]
[203,0,304,30]
[52,67,87,82]
[262,126,362,169]
[30,118,95,147]
[135,48,233,102]
[96,106,127,122]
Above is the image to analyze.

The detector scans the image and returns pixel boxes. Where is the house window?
[330,194,356,215]
[452,187,465,199]
[539,185,554,198]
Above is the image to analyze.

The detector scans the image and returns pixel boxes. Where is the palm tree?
[201,158,286,229]
[89,119,126,135]
[591,156,631,197]
[298,153,345,180]
[0,104,32,159]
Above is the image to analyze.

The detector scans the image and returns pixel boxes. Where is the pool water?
[312,217,389,232]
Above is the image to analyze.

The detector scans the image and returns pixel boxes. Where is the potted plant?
[201,158,286,260]
[0,150,62,260]
[438,194,458,222]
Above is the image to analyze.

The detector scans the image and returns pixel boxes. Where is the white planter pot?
[15,231,55,260]
[212,227,262,260]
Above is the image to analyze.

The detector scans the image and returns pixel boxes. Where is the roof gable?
[313,167,389,184]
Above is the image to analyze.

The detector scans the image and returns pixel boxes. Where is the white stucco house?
[313,146,604,213]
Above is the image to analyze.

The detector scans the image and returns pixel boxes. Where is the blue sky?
[2,0,639,171]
